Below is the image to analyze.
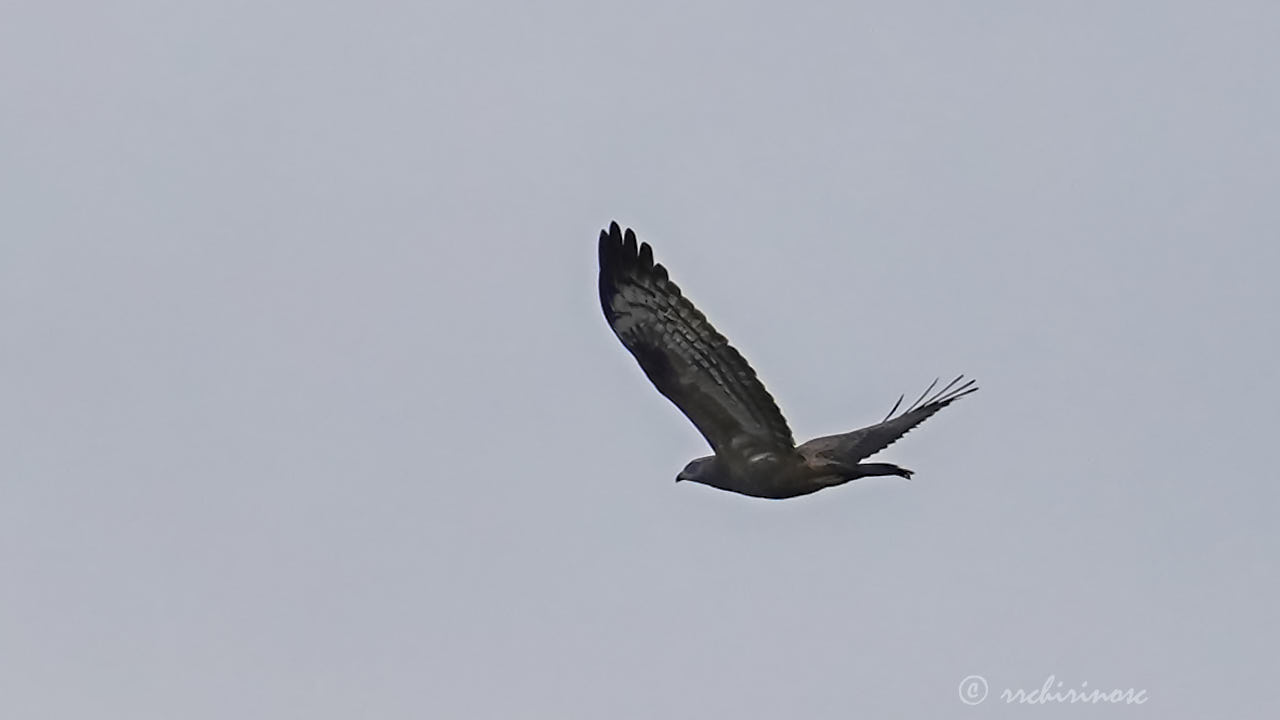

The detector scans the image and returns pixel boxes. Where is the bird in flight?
[598,221,977,499]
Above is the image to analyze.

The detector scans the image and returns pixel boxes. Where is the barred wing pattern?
[598,222,796,463]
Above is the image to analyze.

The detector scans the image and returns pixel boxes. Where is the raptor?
[599,221,977,499]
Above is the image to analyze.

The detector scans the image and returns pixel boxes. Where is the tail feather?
[858,462,914,480]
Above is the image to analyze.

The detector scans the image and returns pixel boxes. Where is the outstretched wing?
[799,376,978,463]
[599,221,795,462]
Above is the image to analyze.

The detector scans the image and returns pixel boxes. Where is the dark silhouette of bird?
[598,221,977,499]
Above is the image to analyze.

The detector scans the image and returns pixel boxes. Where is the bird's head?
[676,456,717,485]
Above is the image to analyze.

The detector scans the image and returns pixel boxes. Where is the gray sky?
[3,2,1277,718]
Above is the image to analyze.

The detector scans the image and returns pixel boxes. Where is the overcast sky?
[3,2,1277,718]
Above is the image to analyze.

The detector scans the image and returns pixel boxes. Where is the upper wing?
[598,221,795,462]
[799,376,978,463]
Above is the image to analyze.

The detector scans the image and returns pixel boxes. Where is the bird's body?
[598,221,976,499]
